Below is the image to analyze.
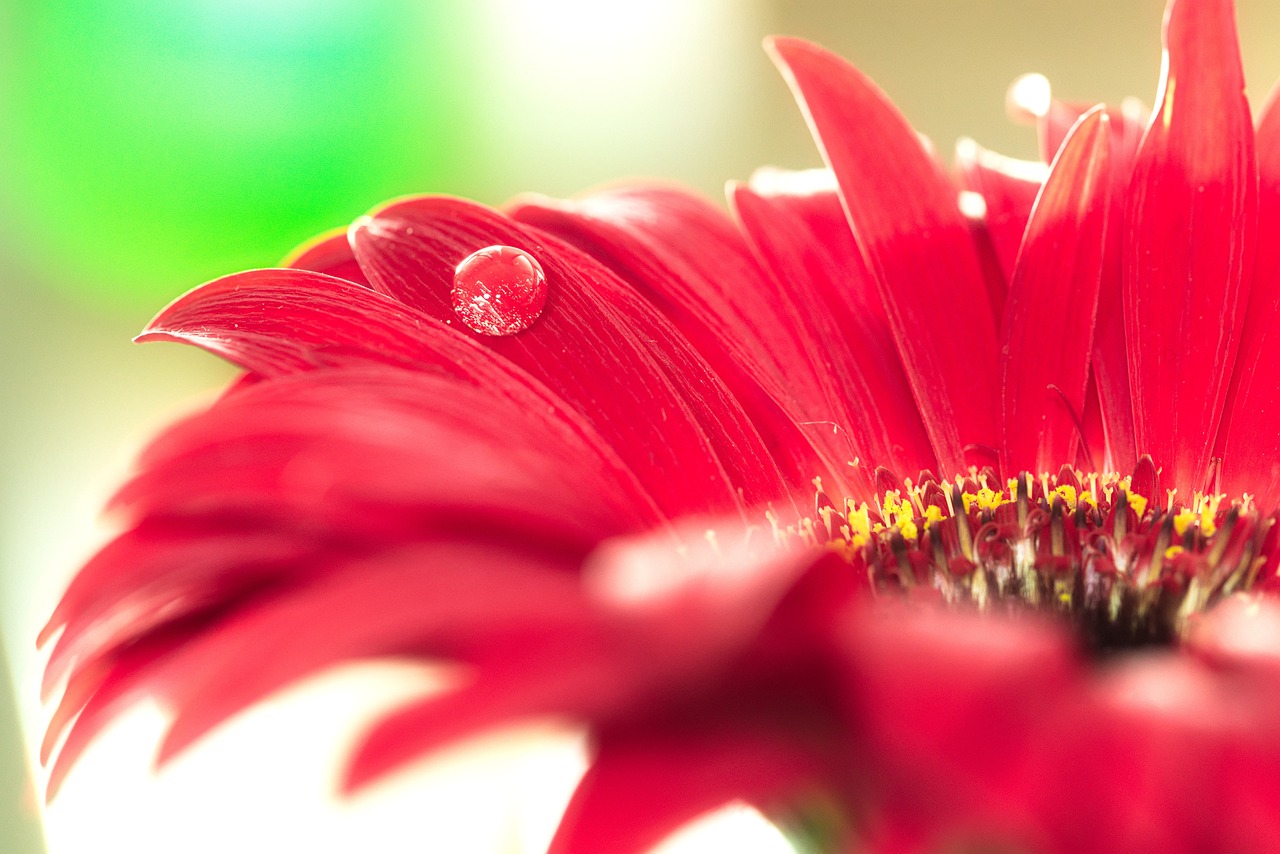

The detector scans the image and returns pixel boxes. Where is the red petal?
[1040,97,1149,169]
[346,522,846,793]
[118,368,662,544]
[954,140,1045,283]
[1030,655,1280,853]
[548,728,826,854]
[283,228,371,287]
[840,602,1081,846]
[349,196,791,514]
[1186,594,1280,677]
[729,171,936,481]
[1035,95,1149,473]
[510,186,855,496]
[42,368,668,695]
[344,656,625,794]
[768,37,1000,474]
[1124,0,1256,493]
[41,522,314,696]
[1219,82,1280,506]
[1001,109,1111,474]
[139,269,713,520]
[154,543,589,765]
[44,630,190,800]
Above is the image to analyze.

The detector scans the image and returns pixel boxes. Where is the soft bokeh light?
[0,0,475,306]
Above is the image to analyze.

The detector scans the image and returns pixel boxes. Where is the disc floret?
[776,458,1275,653]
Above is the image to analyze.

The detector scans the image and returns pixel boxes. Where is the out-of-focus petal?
[730,171,935,480]
[152,543,591,764]
[1219,83,1280,507]
[40,368,669,699]
[283,228,371,287]
[768,37,1000,474]
[1001,109,1110,474]
[840,602,1080,842]
[954,139,1045,284]
[548,728,828,854]
[349,196,791,514]
[509,186,851,495]
[347,523,855,794]
[1124,0,1256,493]
[1186,595,1280,678]
[1030,655,1280,853]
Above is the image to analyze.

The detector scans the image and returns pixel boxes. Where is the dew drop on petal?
[450,245,549,336]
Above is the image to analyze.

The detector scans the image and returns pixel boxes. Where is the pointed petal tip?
[763,35,826,78]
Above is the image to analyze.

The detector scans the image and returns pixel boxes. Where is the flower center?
[777,464,1273,655]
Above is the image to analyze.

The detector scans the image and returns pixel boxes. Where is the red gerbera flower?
[39,0,1280,851]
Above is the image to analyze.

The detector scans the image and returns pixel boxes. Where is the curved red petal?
[41,368,668,696]
[155,543,588,765]
[1001,109,1111,474]
[1030,655,1280,853]
[954,141,1045,284]
[1219,82,1280,507]
[729,171,936,481]
[510,186,855,496]
[548,728,826,854]
[41,523,314,696]
[343,657,624,794]
[139,269,705,520]
[1041,97,1149,474]
[768,37,1000,474]
[1124,0,1256,493]
[282,228,371,287]
[118,368,663,543]
[349,195,791,514]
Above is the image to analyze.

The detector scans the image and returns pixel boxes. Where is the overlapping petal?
[729,170,935,482]
[1124,0,1256,493]
[1220,85,1280,507]
[510,185,864,497]
[768,36,1000,474]
[349,196,791,515]
[1000,108,1110,474]
[38,1,1280,851]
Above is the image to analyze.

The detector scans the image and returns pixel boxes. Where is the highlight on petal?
[1219,82,1280,507]
[1001,108,1111,475]
[509,185,856,497]
[729,170,936,483]
[548,728,829,854]
[1124,0,1256,493]
[282,228,371,287]
[954,138,1046,284]
[140,266,751,520]
[349,195,791,516]
[768,36,1000,474]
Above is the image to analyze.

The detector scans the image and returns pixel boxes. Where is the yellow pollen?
[798,461,1265,651]
[881,490,920,540]
[1053,484,1078,511]
[961,487,1005,513]
[848,503,872,548]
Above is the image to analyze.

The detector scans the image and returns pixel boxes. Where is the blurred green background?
[3,1,1279,852]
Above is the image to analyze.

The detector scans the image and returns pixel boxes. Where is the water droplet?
[450,245,548,336]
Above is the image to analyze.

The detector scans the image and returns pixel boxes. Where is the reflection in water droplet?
[450,245,549,336]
